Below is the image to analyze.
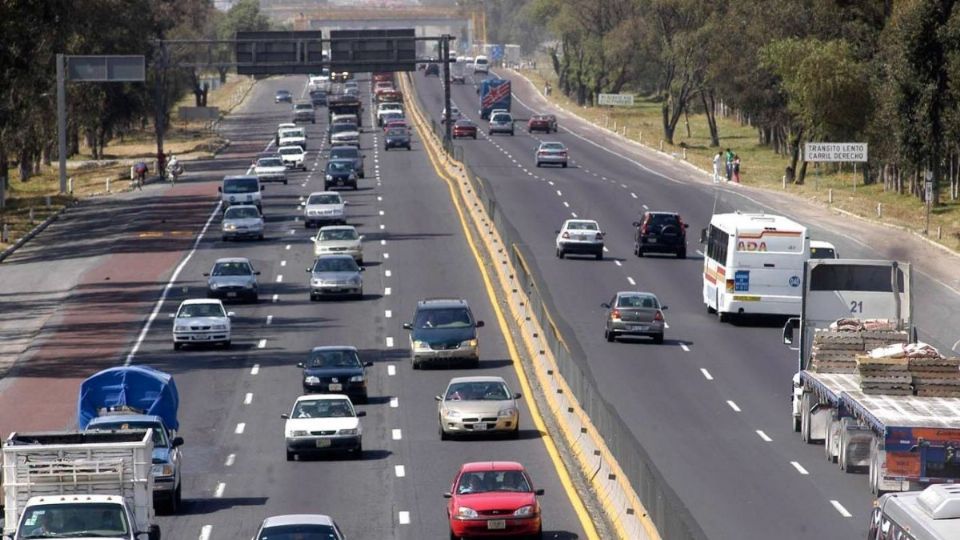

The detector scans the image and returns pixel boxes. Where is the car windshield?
[178,303,225,318]
[383,112,403,119]
[223,178,259,193]
[331,124,356,134]
[330,148,358,159]
[291,399,354,418]
[212,261,252,276]
[491,114,510,122]
[19,503,130,538]
[381,103,402,111]
[88,420,169,447]
[541,143,565,151]
[318,229,358,241]
[308,349,361,369]
[617,295,658,309]
[258,158,283,167]
[309,194,341,205]
[414,307,472,329]
[810,246,837,259]
[445,381,510,401]
[257,524,339,539]
[456,470,531,495]
[326,161,353,173]
[313,258,359,273]
[455,120,474,127]
[279,130,302,138]
[647,214,679,228]
[279,147,302,156]
[387,128,407,137]
[566,221,598,231]
[277,91,290,96]
[295,104,313,111]
[224,206,261,219]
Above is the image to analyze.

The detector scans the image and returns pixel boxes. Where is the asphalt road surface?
[410,68,960,540]
[0,76,591,540]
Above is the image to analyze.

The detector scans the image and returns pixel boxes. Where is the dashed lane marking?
[791,461,809,475]
[276,275,283,283]
[563,201,570,207]
[385,310,392,318]
[398,512,410,525]
[680,343,690,352]
[214,482,226,498]
[258,339,267,349]
[631,192,638,199]
[831,500,852,518]
[627,277,636,285]
[250,364,260,375]
[272,294,279,303]
[224,454,235,467]
[385,287,392,295]
[392,429,402,440]
[388,365,396,376]
[280,260,286,267]
[700,368,713,380]
[286,244,291,250]
[199,525,212,540]
[614,260,621,266]
[395,465,406,477]
[726,400,741,412]
[756,430,772,442]
[265,314,273,325]
[244,393,253,405]
[385,270,392,277]
[390,397,399,408]
[235,423,245,434]
[386,337,394,347]
[571,212,578,218]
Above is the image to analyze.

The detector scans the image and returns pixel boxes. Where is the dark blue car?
[298,346,373,403]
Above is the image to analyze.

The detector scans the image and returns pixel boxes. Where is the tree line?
[484,0,960,202]
[0,0,273,183]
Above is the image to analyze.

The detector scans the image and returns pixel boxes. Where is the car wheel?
[439,424,449,440]
[449,530,459,540]
[257,234,264,240]
[412,357,420,370]
[304,221,311,228]
[562,162,568,168]
[472,134,477,139]
[221,235,228,242]
[706,304,717,315]
[510,425,520,439]
[309,294,317,302]
[353,443,363,459]
[536,162,541,167]
[653,333,665,345]
[283,179,288,185]
[250,294,259,303]
[605,329,614,343]
[173,342,181,351]
[510,130,515,136]
[222,340,231,348]
[596,251,603,260]
[286,450,295,461]
[556,248,564,259]
[636,245,644,257]
[384,146,389,151]
[407,145,411,150]
[174,483,182,510]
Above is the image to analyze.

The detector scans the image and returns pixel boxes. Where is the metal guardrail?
[421,102,707,540]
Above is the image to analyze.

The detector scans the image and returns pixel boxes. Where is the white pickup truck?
[2,430,159,540]
[278,127,307,150]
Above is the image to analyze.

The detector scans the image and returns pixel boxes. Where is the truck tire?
[800,392,813,443]
[870,437,887,496]
[825,417,840,463]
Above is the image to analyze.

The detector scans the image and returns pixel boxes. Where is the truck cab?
[14,494,157,540]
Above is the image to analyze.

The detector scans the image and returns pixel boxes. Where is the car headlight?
[443,408,461,418]
[212,324,227,331]
[513,505,536,517]
[244,282,255,289]
[224,223,237,231]
[304,376,320,384]
[457,507,478,519]
[350,276,361,285]
[461,339,478,348]
[349,375,364,382]
[289,430,308,437]
[498,408,517,417]
[209,282,219,289]
[413,340,430,350]
[349,173,357,180]
[326,174,333,180]
[311,278,322,286]
[174,325,188,332]
[151,464,175,477]
[338,428,359,435]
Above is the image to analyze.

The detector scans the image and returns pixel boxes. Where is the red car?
[527,114,557,133]
[445,461,543,539]
[452,119,478,139]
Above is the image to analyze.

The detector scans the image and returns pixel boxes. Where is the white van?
[220,175,263,213]
[809,240,839,259]
[473,55,489,74]
[701,212,809,320]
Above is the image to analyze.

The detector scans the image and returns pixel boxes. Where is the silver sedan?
[535,142,568,168]
[436,376,521,439]
[601,291,667,344]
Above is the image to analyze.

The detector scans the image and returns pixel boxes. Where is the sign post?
[925,170,934,235]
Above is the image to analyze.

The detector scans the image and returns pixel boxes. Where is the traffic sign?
[597,93,634,107]
[803,142,868,162]
[490,45,504,60]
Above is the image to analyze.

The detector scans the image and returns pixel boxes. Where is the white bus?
[701,212,808,320]
[869,484,960,540]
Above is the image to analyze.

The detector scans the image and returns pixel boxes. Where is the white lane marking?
[398,511,410,525]
[548,180,554,186]
[621,183,628,188]
[602,246,609,252]
[726,400,741,412]
[563,201,570,207]
[124,200,223,365]
[643,204,649,210]
[392,428,402,440]
[571,212,578,218]
[390,397,399,408]
[614,260,622,266]
[395,465,406,477]
[250,364,260,375]
[384,252,390,259]
[664,322,670,328]
[381,239,387,245]
[224,454,236,467]
[380,224,385,230]
[272,293,279,303]
[388,364,396,376]
[244,393,253,405]
[289,229,295,235]
[266,315,273,325]
[276,274,283,283]
[831,500,852,518]
[199,525,212,540]
[286,244,291,250]
[631,192,638,199]
[791,461,809,475]
[258,338,267,349]
[386,337,394,347]
[627,277,636,285]
[556,190,562,196]
[385,287,392,296]
[756,430,772,442]
[379,210,385,216]
[377,196,383,201]
[385,310,392,318]
[280,260,287,267]
[385,270,392,277]
[214,482,226,498]
[235,423,245,434]
[680,343,691,352]
[700,368,713,380]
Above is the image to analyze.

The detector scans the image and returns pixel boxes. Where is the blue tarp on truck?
[77,365,180,431]
[478,78,511,120]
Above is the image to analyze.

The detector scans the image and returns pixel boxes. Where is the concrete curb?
[0,203,73,264]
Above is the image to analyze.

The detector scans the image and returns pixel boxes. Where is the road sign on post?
[235,31,325,75]
[330,29,416,73]
[803,142,868,162]
[597,93,635,107]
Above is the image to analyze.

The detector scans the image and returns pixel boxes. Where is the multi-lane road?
[410,69,960,539]
[0,77,592,539]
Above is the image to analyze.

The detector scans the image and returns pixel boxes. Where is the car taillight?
[538,151,547,156]
[562,232,570,239]
[641,222,648,235]
[725,279,735,293]
[611,309,621,320]
[595,232,603,240]
[654,311,664,322]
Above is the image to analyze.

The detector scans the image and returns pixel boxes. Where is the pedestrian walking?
[712,151,722,183]
[733,155,741,183]
[724,148,734,181]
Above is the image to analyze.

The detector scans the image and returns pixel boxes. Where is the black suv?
[298,346,373,403]
[424,63,440,77]
[402,299,484,369]
[633,211,688,258]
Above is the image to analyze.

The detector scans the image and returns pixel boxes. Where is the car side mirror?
[260,185,265,191]
[534,488,545,496]
[297,362,305,368]
[343,201,349,205]
[513,392,522,399]
[402,323,413,330]
[306,268,313,272]
[281,413,290,419]
[554,230,561,234]
[202,272,210,277]
[359,235,365,240]
[600,303,610,309]
[227,311,236,317]
[661,305,668,310]
[171,436,184,447]
[683,223,689,228]
[632,221,640,227]
[435,395,442,402]
[475,320,484,328]
[359,267,365,272]
[217,186,222,192]
[254,271,261,275]
[364,361,373,367]
[699,228,707,244]
[356,411,367,417]
[443,492,452,499]
[783,317,800,348]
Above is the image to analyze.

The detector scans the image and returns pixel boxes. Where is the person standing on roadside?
[733,155,741,183]
[724,148,734,181]
[712,151,722,183]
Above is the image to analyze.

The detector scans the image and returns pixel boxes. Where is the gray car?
[204,257,260,302]
[601,291,667,344]
[222,205,264,241]
[535,141,568,168]
[488,112,515,135]
[293,102,316,123]
[384,127,411,150]
[328,145,365,178]
[436,376,521,439]
[307,254,364,300]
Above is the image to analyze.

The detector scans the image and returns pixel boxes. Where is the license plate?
[315,439,331,448]
[487,520,506,530]
[647,238,657,243]
[329,383,343,391]
[473,423,488,431]
[227,292,237,297]
[629,325,648,331]
[337,180,343,185]
[197,335,211,340]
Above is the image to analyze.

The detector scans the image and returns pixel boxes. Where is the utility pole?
[442,35,453,148]
[56,54,68,194]
[154,43,168,176]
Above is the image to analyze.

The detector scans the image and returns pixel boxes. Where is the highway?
[410,69,960,539]
[0,76,590,539]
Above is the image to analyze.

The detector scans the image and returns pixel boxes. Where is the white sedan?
[555,219,604,260]
[278,145,306,170]
[303,191,346,228]
[314,225,364,262]
[282,394,365,460]
[170,299,233,350]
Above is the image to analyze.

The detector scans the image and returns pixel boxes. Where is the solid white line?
[700,368,713,380]
[726,400,741,412]
[385,287,392,295]
[791,461,809,475]
[250,364,260,375]
[386,337,394,347]
[395,465,406,477]
[257,338,267,349]
[199,525,212,540]
[680,343,690,352]
[830,500,852,517]
[392,428,402,440]
[398,511,410,525]
[756,430,772,442]
[275,274,283,283]
[390,397,399,408]
[244,393,253,405]
[272,294,279,303]
[214,482,225,498]
[627,277,636,285]
[234,423,245,434]
[124,200,223,365]
[388,364,396,376]
[385,270,392,277]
